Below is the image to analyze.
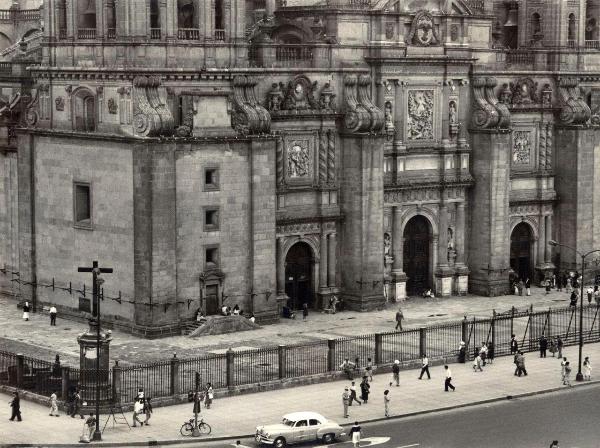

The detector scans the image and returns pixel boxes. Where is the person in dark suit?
[9,391,21,421]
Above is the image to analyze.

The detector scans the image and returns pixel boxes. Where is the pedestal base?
[391,271,407,302]
[435,266,455,297]
[455,264,470,295]
[536,263,556,286]
[341,291,386,311]
[469,270,510,296]
[317,288,338,310]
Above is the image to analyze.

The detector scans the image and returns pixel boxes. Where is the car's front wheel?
[322,433,335,444]
[274,437,287,448]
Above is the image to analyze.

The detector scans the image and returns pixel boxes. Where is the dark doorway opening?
[205,284,219,315]
[285,242,313,310]
[510,222,533,281]
[403,215,431,296]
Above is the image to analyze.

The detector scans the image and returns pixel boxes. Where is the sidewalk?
[0,288,573,366]
[1,343,597,446]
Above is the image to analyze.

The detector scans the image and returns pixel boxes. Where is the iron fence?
[380,329,421,364]
[285,341,328,378]
[335,334,376,367]
[233,347,279,386]
[179,353,227,391]
[119,361,171,402]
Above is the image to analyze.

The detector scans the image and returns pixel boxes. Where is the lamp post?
[548,240,600,382]
[78,261,113,441]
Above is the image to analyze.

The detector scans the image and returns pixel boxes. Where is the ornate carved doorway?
[403,216,431,296]
[285,242,313,310]
[510,222,533,281]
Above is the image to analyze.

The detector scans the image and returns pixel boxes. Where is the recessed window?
[204,168,219,190]
[205,246,219,268]
[73,182,92,228]
[204,207,219,231]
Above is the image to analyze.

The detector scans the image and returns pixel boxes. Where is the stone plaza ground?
[0,287,575,367]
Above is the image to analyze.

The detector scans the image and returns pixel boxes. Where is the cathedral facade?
[1,0,600,336]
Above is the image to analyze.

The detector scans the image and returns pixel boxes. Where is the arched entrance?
[403,216,431,296]
[285,242,314,310]
[510,222,534,281]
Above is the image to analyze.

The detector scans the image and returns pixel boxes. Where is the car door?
[306,418,321,441]
[293,419,309,442]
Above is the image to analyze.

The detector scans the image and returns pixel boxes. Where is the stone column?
[393,80,404,146]
[277,237,285,296]
[328,233,337,288]
[435,197,453,296]
[455,202,466,264]
[537,214,546,269]
[266,0,276,16]
[391,206,406,300]
[95,0,105,38]
[164,0,175,38]
[545,215,553,263]
[320,232,328,290]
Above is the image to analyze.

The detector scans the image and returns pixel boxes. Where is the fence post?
[16,354,24,389]
[419,327,427,358]
[510,306,515,337]
[327,339,336,372]
[491,312,496,351]
[170,353,180,396]
[226,348,235,388]
[112,360,121,403]
[278,345,286,380]
[461,317,468,343]
[61,366,70,400]
[547,307,552,338]
[374,333,383,365]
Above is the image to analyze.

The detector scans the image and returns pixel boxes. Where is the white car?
[255,411,346,447]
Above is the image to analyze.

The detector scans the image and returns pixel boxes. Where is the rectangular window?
[73,182,92,228]
[205,246,219,269]
[204,207,219,231]
[204,168,219,191]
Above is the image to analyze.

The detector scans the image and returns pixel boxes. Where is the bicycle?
[180,417,212,436]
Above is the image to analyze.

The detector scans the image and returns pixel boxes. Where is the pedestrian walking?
[583,357,592,381]
[354,357,361,375]
[539,335,548,358]
[9,391,21,421]
[557,274,563,292]
[545,279,552,294]
[473,355,483,372]
[49,391,60,417]
[349,381,362,406]
[418,355,431,379]
[384,390,390,417]
[560,357,567,384]
[557,336,564,358]
[395,308,404,330]
[302,303,308,320]
[479,342,488,366]
[570,290,578,307]
[564,361,573,386]
[444,365,455,391]
[70,389,84,419]
[204,383,213,409]
[566,275,572,293]
[365,357,374,382]
[587,286,594,304]
[510,334,518,355]
[136,388,145,401]
[458,341,466,363]
[487,341,495,364]
[360,376,370,403]
[80,413,96,443]
[330,295,339,314]
[143,397,153,425]
[349,421,361,448]
[22,301,30,321]
[342,387,350,418]
[390,360,400,387]
[595,288,600,305]
[549,338,557,357]
[517,279,524,296]
[340,358,355,380]
[49,305,57,326]
[525,278,531,296]
[132,399,145,427]
[549,441,560,448]
[514,351,520,376]
[516,351,528,376]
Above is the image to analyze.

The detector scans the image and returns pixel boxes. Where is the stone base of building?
[469,271,510,297]
[454,264,470,295]
[536,263,556,286]
[435,266,455,297]
[317,288,339,310]
[391,271,407,302]
[342,291,386,311]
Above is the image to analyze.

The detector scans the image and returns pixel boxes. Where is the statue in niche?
[55,96,64,111]
[541,84,553,107]
[384,101,394,131]
[319,82,336,111]
[384,232,394,272]
[386,22,395,40]
[450,24,459,42]
[449,101,457,124]
[447,227,457,264]
[266,82,284,111]
[499,83,513,104]
[287,141,310,178]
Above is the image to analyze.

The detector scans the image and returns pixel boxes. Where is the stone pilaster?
[454,201,469,295]
[327,232,337,288]
[391,206,406,301]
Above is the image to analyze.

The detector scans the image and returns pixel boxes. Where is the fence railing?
[77,28,97,39]
[150,28,161,40]
[0,9,41,21]
[178,28,200,40]
[2,304,600,405]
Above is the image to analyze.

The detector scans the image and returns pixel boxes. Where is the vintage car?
[255,411,345,447]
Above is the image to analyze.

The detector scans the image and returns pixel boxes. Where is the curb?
[4,379,600,448]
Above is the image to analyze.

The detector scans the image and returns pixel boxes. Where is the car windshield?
[282,419,296,427]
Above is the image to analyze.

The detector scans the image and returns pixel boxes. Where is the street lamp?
[548,240,600,381]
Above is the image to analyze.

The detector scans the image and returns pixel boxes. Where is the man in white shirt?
[418,355,430,379]
[444,365,455,391]
[132,399,145,427]
[49,306,57,326]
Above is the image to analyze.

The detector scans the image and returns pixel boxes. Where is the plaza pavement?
[0,287,575,366]
[0,343,598,446]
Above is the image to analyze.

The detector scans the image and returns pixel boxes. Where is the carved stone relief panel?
[406,90,435,141]
[283,133,315,185]
[512,130,533,167]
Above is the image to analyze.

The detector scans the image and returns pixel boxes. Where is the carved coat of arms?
[408,11,439,46]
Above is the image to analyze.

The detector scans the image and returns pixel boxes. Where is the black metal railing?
[150,28,161,39]
[77,28,97,39]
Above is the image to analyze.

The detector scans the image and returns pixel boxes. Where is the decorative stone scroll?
[471,77,511,129]
[557,77,591,125]
[231,75,271,135]
[343,74,384,133]
[132,76,174,137]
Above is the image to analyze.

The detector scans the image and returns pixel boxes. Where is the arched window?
[177,0,198,39]
[77,0,97,39]
[73,88,96,132]
[568,13,577,43]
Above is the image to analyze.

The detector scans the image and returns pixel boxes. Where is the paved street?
[199,384,600,448]
[1,343,598,446]
[0,287,574,366]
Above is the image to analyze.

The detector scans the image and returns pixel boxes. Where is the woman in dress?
[204,382,214,409]
[349,421,361,448]
[22,302,30,321]
[359,376,370,404]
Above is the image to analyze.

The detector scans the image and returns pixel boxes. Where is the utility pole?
[193,371,201,437]
[78,261,113,442]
